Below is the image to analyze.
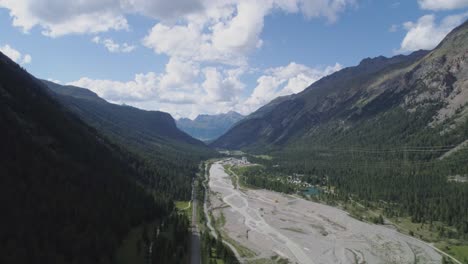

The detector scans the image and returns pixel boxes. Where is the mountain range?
[1,14,468,264]
[0,47,217,263]
[212,21,468,158]
[44,80,215,197]
[0,51,170,263]
[210,21,468,245]
[176,111,244,141]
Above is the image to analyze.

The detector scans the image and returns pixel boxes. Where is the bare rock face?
[402,23,468,125]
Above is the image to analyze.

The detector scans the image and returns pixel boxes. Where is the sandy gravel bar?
[207,161,442,264]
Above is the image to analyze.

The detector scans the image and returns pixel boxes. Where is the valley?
[204,159,443,264]
[1,4,467,264]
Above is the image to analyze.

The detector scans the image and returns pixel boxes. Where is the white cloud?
[418,0,468,10]
[202,67,245,102]
[159,57,200,92]
[299,0,356,23]
[92,36,136,53]
[69,73,160,103]
[1,0,354,117]
[0,44,32,64]
[242,62,342,113]
[22,53,32,64]
[397,13,468,53]
[121,0,204,20]
[68,60,341,118]
[0,0,355,38]
[0,0,128,37]
[67,58,245,116]
[141,1,269,66]
[47,78,61,84]
[142,0,355,66]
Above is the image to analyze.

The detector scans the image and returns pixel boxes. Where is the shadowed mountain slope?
[0,51,174,264]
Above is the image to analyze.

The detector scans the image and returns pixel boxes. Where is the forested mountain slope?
[213,21,468,153]
[176,111,244,141]
[213,21,468,238]
[44,80,216,199]
[0,52,180,263]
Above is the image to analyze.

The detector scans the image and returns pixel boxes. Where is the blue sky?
[0,0,467,118]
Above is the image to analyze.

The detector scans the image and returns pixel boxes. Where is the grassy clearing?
[393,218,468,263]
[175,200,191,210]
[338,199,468,263]
[343,201,384,224]
[220,231,256,258]
[254,155,273,160]
[224,165,238,189]
[175,200,192,222]
[445,245,468,263]
[216,211,226,229]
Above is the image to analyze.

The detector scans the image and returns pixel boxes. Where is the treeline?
[45,80,216,201]
[231,165,297,194]
[200,231,239,264]
[252,145,468,238]
[242,103,468,238]
[150,213,191,263]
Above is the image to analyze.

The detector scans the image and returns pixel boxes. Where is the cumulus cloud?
[142,1,270,66]
[1,0,354,117]
[0,0,128,37]
[242,62,342,113]
[0,44,32,64]
[92,36,136,53]
[68,60,342,117]
[69,72,160,103]
[418,0,468,10]
[68,58,204,105]
[121,0,204,20]
[202,67,245,102]
[0,0,355,38]
[142,0,355,66]
[299,0,356,23]
[397,13,468,53]
[68,58,245,109]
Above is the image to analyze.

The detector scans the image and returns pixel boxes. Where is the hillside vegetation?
[0,52,195,263]
[212,21,468,241]
[45,80,216,200]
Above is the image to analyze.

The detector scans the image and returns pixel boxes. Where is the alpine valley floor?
[206,159,443,264]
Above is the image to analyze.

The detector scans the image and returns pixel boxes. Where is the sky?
[0,0,468,119]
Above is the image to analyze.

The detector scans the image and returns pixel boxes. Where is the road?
[190,179,201,264]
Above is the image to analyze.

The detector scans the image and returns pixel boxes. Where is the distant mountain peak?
[43,80,210,149]
[176,111,244,141]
